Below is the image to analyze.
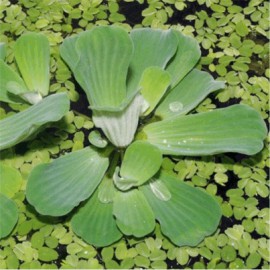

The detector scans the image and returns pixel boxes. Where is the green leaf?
[14,32,50,96]
[149,179,171,201]
[156,69,225,119]
[0,164,22,198]
[0,43,6,60]
[72,189,122,247]
[113,189,156,237]
[119,141,162,188]
[127,28,178,97]
[0,194,18,239]
[88,130,108,148]
[141,172,221,246]
[113,167,139,191]
[67,26,133,110]
[0,93,69,150]
[144,105,267,156]
[98,176,117,203]
[140,67,171,116]
[26,147,109,216]
[165,30,201,88]
[0,60,28,104]
[59,35,79,73]
[93,94,145,147]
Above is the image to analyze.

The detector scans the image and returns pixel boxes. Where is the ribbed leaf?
[0,60,27,103]
[113,189,156,237]
[165,30,200,88]
[144,105,267,156]
[141,172,221,246]
[149,179,171,201]
[72,26,133,110]
[14,32,50,96]
[113,167,138,191]
[127,28,177,96]
[71,189,122,247]
[0,164,22,198]
[0,93,69,150]
[26,147,109,216]
[119,141,162,188]
[93,94,145,147]
[0,194,18,239]
[140,67,171,116]
[98,176,117,204]
[59,35,79,72]
[156,69,225,119]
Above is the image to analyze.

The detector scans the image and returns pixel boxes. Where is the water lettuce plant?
[26,26,267,247]
[0,33,69,150]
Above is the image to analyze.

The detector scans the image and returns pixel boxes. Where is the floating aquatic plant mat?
[0,0,269,269]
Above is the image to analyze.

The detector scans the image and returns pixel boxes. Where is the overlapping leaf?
[118,141,162,188]
[165,30,201,88]
[62,26,133,110]
[113,189,156,237]
[144,105,267,156]
[156,69,225,119]
[141,172,221,246]
[14,32,50,96]
[0,60,27,103]
[127,28,177,96]
[140,67,171,116]
[59,35,79,73]
[0,93,69,150]
[26,147,109,216]
[72,189,122,247]
[92,94,145,147]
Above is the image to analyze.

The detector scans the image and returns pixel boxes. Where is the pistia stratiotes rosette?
[0,33,70,150]
[26,26,267,247]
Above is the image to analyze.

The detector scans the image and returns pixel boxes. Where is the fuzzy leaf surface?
[140,67,171,116]
[26,147,109,216]
[72,189,122,247]
[0,60,27,103]
[156,69,225,118]
[0,93,69,150]
[165,30,201,88]
[14,32,50,96]
[144,105,267,156]
[127,28,177,96]
[59,35,79,72]
[120,141,162,188]
[113,189,155,237]
[141,172,221,246]
[71,26,133,110]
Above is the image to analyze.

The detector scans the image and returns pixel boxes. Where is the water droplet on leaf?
[169,101,183,112]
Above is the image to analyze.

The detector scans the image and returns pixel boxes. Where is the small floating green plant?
[25,26,267,247]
